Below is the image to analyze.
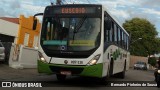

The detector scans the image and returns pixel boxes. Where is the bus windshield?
[41,16,101,52]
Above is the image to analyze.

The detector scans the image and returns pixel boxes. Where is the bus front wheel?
[56,74,66,81]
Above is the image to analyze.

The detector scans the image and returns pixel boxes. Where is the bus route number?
[71,60,83,64]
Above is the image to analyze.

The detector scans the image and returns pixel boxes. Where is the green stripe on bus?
[38,60,103,78]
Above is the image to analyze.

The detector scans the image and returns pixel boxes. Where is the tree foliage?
[148,57,157,66]
[123,18,159,56]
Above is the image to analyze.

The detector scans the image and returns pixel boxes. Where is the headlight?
[38,52,47,62]
[87,54,101,66]
[158,70,160,74]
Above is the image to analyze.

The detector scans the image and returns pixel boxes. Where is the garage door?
[0,34,15,64]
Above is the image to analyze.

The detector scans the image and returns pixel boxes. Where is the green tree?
[123,18,159,56]
[148,57,157,66]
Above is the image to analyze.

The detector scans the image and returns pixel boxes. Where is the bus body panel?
[102,45,129,76]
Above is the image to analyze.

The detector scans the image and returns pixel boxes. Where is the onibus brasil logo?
[1,82,42,87]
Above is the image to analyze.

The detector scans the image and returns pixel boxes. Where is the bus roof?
[47,4,102,7]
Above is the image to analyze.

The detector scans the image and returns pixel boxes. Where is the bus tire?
[117,61,126,79]
[56,74,66,81]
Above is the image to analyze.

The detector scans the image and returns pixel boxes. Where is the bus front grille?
[49,66,84,75]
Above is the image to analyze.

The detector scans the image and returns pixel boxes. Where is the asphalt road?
[0,64,159,90]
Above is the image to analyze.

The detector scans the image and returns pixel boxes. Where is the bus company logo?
[2,82,11,87]
[64,60,68,64]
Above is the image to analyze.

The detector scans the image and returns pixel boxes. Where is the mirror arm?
[34,13,44,18]
[32,13,43,30]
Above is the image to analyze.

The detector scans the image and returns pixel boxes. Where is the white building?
[0,17,19,64]
[0,17,40,69]
[0,17,19,42]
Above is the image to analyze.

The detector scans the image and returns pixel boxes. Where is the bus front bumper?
[38,60,103,78]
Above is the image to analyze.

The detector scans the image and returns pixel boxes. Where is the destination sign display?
[45,6,101,15]
[61,7,94,14]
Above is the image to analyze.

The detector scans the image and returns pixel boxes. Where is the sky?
[0,0,160,36]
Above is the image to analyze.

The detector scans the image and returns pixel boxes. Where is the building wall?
[17,15,41,48]
[9,44,38,69]
[130,55,148,67]
[9,15,41,68]
[0,19,18,37]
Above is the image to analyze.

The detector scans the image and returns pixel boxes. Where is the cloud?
[0,0,50,17]
[141,8,160,16]
[0,0,21,17]
[0,8,6,17]
[97,0,142,8]
[10,0,21,9]
[94,0,160,35]
[109,9,130,24]
[141,0,160,7]
[21,4,45,14]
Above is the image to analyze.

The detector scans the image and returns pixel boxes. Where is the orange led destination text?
[61,8,86,14]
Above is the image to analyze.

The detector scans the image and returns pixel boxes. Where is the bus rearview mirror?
[33,13,44,30]
[33,19,37,30]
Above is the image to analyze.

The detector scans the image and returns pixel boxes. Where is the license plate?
[60,71,71,75]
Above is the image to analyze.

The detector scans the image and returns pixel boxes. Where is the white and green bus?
[34,4,130,81]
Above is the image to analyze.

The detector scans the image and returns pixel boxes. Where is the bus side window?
[122,31,124,48]
[120,29,122,46]
[111,21,114,42]
[104,14,112,30]
[104,13,111,42]
[124,33,127,49]
[127,36,129,50]
[114,23,117,44]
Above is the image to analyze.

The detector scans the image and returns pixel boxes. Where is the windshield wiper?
[72,16,87,41]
